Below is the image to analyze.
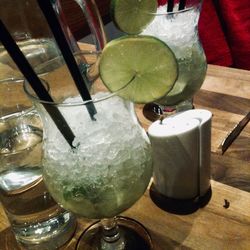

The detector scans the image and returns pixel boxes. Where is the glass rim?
[23,78,118,107]
[0,107,36,123]
[0,77,24,84]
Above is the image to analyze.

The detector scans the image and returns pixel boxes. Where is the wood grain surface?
[0,49,249,249]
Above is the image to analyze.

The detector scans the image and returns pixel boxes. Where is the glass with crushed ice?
[142,0,207,118]
[24,52,153,249]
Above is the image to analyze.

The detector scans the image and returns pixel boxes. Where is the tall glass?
[0,79,76,249]
[141,0,207,120]
[24,52,153,249]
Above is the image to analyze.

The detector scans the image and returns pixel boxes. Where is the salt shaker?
[148,109,212,214]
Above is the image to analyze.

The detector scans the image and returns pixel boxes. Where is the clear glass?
[0,0,106,82]
[0,0,63,81]
[0,79,76,249]
[141,0,207,120]
[53,0,107,51]
[73,0,107,50]
[24,52,153,249]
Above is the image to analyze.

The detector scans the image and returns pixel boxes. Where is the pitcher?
[0,0,107,81]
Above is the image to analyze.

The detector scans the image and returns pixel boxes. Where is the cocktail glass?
[141,0,207,120]
[24,52,153,249]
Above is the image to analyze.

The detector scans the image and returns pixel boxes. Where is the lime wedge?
[99,35,178,104]
[111,0,158,34]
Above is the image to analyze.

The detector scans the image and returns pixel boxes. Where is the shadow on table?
[149,184,212,215]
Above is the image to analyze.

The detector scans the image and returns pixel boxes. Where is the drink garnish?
[111,0,158,34]
[99,35,178,104]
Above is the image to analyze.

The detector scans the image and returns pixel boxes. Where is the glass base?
[143,99,194,122]
[76,216,153,250]
[149,183,212,215]
[16,212,76,250]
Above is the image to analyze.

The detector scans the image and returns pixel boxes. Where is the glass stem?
[101,217,120,243]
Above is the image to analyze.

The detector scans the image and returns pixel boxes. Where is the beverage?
[23,30,176,249]
[0,109,76,249]
[0,110,43,174]
[141,3,207,107]
[42,94,153,219]
[157,45,207,106]
[0,169,74,247]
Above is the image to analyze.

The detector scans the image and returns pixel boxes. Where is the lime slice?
[111,0,158,34]
[99,35,178,104]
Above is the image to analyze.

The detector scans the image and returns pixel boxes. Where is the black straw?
[37,0,97,121]
[167,0,174,12]
[179,0,186,11]
[0,20,75,148]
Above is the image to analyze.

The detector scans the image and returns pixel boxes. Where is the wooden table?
[0,64,249,249]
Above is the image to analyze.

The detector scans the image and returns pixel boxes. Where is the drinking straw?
[178,0,186,10]
[37,0,97,121]
[167,0,174,12]
[0,20,75,148]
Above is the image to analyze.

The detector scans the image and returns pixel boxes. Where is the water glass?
[0,79,76,249]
